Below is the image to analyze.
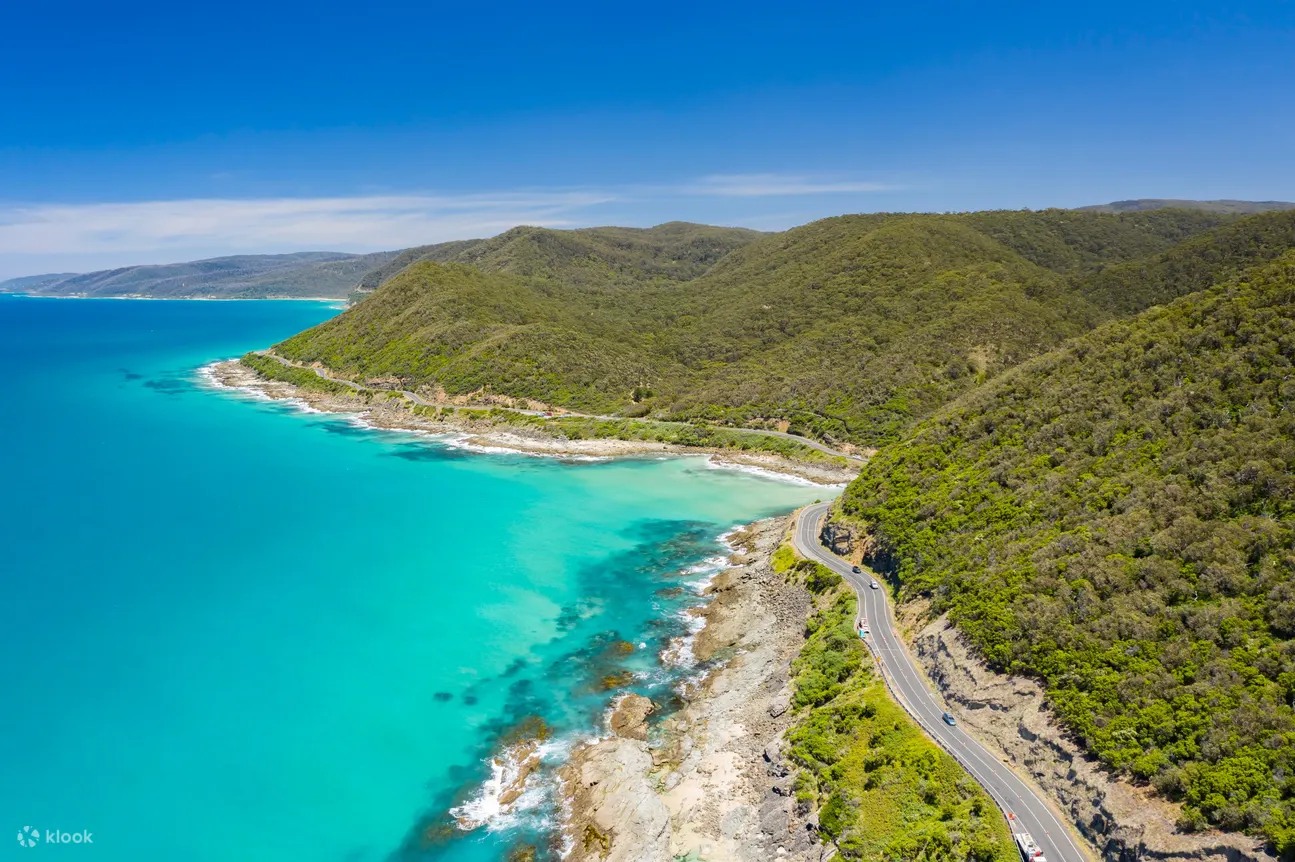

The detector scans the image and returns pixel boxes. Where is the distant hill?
[837,250,1295,852]
[1073,209,1295,314]
[1079,198,1295,214]
[346,221,763,301]
[271,208,1234,445]
[0,273,80,293]
[0,251,400,299]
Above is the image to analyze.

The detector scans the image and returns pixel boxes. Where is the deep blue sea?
[0,296,821,860]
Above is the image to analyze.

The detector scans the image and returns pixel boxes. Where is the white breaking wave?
[660,605,709,668]
[449,736,573,833]
[437,433,610,463]
[682,555,729,594]
[703,455,845,488]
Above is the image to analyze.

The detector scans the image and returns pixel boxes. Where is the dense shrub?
[787,571,1015,860]
[839,253,1295,853]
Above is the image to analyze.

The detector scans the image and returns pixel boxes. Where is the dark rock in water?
[599,670,635,691]
[655,586,685,598]
[499,715,552,745]
[507,844,538,862]
[144,377,191,395]
[418,819,457,848]
[433,691,454,702]
[462,694,479,705]
[388,445,449,462]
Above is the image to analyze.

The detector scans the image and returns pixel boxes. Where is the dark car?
[942,712,957,726]
[851,565,861,573]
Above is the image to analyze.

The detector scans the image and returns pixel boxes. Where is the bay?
[0,295,821,860]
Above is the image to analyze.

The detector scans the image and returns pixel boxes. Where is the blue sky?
[0,1,1292,276]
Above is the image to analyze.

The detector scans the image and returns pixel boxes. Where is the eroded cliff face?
[913,616,1274,862]
[558,518,826,862]
[818,520,855,557]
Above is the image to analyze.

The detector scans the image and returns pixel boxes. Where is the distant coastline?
[1,291,345,303]
[200,357,859,486]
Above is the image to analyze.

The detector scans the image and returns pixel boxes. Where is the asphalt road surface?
[794,501,1090,862]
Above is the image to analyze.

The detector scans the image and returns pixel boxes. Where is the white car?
[869,580,879,589]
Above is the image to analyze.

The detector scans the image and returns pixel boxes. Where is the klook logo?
[14,826,93,848]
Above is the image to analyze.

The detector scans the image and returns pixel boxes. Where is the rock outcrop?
[608,694,655,741]
[559,517,825,862]
[818,520,855,556]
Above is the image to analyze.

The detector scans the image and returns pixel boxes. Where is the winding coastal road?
[794,502,1091,862]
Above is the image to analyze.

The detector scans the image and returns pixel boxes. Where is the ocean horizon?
[0,295,821,860]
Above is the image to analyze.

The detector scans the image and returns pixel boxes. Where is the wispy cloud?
[0,192,613,256]
[0,173,898,276]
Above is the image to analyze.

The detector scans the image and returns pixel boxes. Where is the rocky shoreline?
[558,516,828,862]
[202,360,857,486]
[551,509,1277,862]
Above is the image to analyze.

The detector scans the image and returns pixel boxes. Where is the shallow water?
[0,295,822,860]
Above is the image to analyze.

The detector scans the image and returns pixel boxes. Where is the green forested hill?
[278,261,672,411]
[961,208,1228,271]
[345,221,762,301]
[1074,209,1295,314]
[837,253,1295,851]
[272,209,1240,445]
[657,214,1104,443]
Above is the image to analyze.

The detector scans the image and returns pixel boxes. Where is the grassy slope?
[773,546,1016,861]
[837,252,1295,852]
[274,209,1231,445]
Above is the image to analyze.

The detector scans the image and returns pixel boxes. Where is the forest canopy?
[274,209,1279,446]
[838,252,1295,851]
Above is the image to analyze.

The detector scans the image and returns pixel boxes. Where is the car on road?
[942,712,957,726]
[869,580,879,589]
[851,565,861,573]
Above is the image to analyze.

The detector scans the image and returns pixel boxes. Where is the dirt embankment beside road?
[908,613,1274,862]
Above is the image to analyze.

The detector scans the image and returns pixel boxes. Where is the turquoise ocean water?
[0,296,821,860]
